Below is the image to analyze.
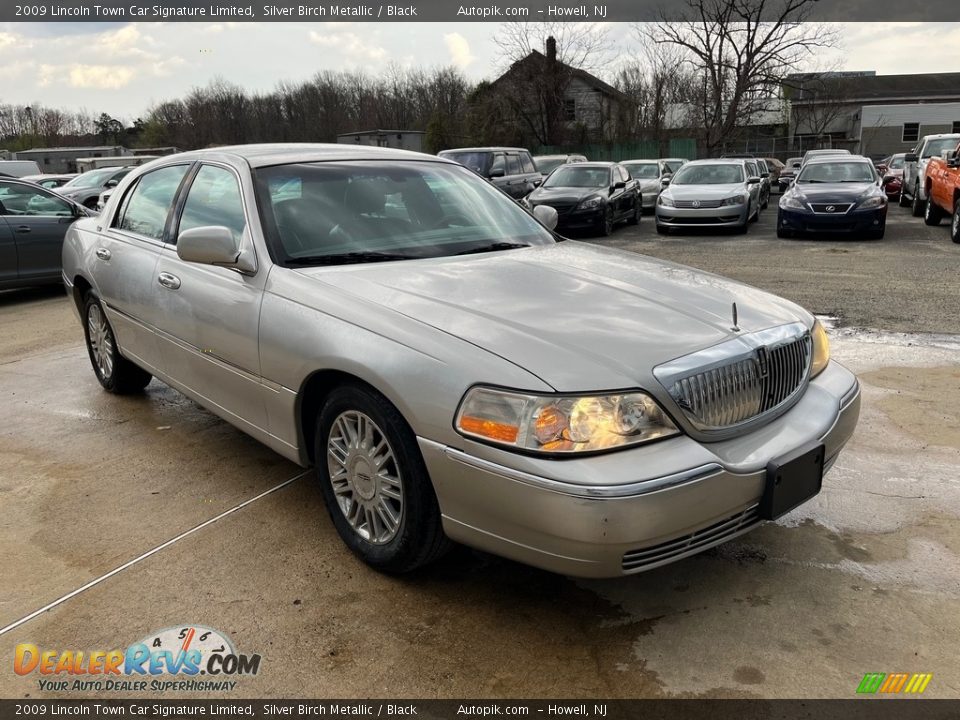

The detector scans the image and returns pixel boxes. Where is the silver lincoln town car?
[63,145,860,578]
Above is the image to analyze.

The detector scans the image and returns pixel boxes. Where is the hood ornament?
[731,302,740,332]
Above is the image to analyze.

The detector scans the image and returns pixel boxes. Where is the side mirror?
[791,162,801,170]
[905,153,918,163]
[489,169,505,178]
[105,179,119,188]
[613,181,626,190]
[949,157,960,169]
[747,176,761,184]
[177,225,255,273]
[661,176,671,187]
[532,204,558,231]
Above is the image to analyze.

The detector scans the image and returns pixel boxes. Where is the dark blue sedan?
[777,156,887,239]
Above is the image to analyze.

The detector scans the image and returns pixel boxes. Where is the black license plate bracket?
[760,443,825,520]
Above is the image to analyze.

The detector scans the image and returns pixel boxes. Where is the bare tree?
[642,0,840,154]
[784,68,852,145]
[492,22,612,73]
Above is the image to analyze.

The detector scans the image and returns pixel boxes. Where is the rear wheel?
[951,199,960,244]
[82,293,152,394]
[315,384,450,574]
[924,196,943,225]
[911,183,925,217]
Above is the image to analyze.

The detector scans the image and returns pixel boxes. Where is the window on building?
[902,123,920,143]
[952,121,960,134]
[564,99,577,121]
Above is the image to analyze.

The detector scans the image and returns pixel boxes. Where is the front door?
[0,180,78,282]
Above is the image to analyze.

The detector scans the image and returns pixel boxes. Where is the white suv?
[901,133,960,216]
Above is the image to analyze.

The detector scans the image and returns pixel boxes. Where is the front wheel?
[924,197,943,225]
[316,384,450,574]
[898,185,910,207]
[599,207,615,237]
[82,294,152,394]
[655,221,669,235]
[866,224,886,240]
[951,199,960,244]
[627,196,641,225]
[911,183,925,217]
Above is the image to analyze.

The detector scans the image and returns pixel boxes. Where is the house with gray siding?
[13,145,130,173]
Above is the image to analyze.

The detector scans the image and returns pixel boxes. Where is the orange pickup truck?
[923,140,960,243]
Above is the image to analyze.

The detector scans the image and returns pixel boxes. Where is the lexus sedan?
[655,159,761,234]
[63,144,860,578]
[777,155,886,239]
[621,159,667,212]
[524,162,640,236]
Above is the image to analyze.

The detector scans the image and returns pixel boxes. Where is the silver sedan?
[62,145,860,578]
[655,159,762,234]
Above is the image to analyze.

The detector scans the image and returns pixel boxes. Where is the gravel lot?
[1,198,958,700]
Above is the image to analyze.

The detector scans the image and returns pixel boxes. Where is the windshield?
[534,157,566,174]
[922,138,959,159]
[254,161,555,266]
[623,163,659,180]
[439,151,491,175]
[888,155,905,169]
[62,168,123,188]
[671,164,744,185]
[543,166,610,188]
[662,159,684,173]
[798,161,875,183]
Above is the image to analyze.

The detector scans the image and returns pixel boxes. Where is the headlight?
[857,196,886,209]
[810,319,830,378]
[455,387,679,454]
[577,195,603,210]
[779,194,807,211]
[720,194,746,206]
[657,194,675,207]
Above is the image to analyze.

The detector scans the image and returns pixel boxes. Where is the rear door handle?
[158,272,181,290]
[15,225,31,234]
[95,247,111,260]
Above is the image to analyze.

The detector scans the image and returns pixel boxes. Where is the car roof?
[803,154,873,166]
[153,143,454,169]
[683,158,747,165]
[561,161,615,168]
[438,147,529,153]
[920,133,960,141]
[621,159,658,163]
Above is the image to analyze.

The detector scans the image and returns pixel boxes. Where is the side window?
[505,154,521,176]
[520,153,536,174]
[117,165,190,241]
[489,153,505,177]
[618,166,630,183]
[0,181,72,216]
[178,165,247,244]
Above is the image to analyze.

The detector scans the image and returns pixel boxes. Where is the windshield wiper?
[287,251,415,266]
[453,242,531,256]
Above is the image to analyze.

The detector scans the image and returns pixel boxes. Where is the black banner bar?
[2,0,957,22]
[3,700,960,720]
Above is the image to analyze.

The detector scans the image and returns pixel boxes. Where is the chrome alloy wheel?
[87,304,114,379]
[326,410,404,544]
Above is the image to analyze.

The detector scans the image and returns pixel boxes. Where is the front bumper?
[778,205,886,234]
[655,203,748,228]
[556,206,604,230]
[419,361,860,578]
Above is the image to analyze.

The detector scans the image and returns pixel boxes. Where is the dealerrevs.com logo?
[14,625,261,693]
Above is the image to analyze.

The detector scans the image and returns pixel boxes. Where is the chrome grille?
[655,324,812,432]
[674,199,723,209]
[622,505,761,573]
[810,203,852,214]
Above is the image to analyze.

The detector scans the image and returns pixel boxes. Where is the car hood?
[792,182,878,202]
[665,183,746,200]
[530,186,606,204]
[293,241,810,392]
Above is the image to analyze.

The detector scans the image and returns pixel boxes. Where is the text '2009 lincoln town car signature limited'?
[62,144,860,578]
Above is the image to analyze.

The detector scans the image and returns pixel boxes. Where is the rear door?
[0,180,78,282]
[90,163,192,369]
[0,215,15,286]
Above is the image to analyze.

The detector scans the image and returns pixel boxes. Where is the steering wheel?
[430,212,473,229]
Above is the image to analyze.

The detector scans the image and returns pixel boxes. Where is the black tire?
[749,204,760,223]
[776,227,793,239]
[599,207,614,237]
[315,383,450,574]
[82,293,152,394]
[734,220,748,234]
[924,196,943,226]
[627,196,641,225]
[866,224,885,240]
[951,199,960,244]
[761,194,769,210]
[898,185,910,207]
[655,222,669,235]
[911,183,925,217]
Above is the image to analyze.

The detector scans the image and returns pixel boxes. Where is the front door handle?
[158,272,181,290]
[15,225,31,234]
[95,247,111,260]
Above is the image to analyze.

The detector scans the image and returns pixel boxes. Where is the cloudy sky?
[0,22,957,120]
